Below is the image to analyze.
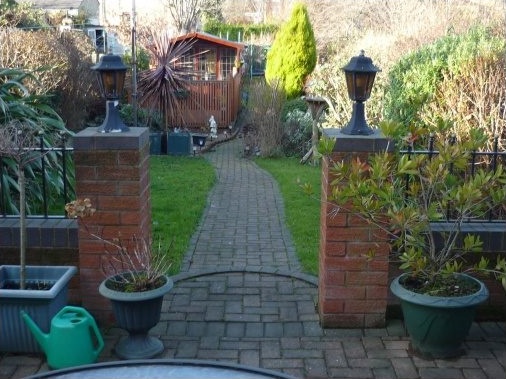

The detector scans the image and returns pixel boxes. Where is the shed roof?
[174,32,245,51]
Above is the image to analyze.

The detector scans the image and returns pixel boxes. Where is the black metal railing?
[0,134,75,219]
[400,135,506,223]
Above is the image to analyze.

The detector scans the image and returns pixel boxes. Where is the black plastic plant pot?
[149,132,162,155]
[390,273,489,359]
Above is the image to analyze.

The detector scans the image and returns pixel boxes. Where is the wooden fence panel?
[167,75,242,130]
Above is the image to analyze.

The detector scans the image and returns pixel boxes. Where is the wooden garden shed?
[170,32,245,130]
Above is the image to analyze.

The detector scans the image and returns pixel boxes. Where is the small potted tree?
[66,199,173,359]
[325,120,506,359]
[0,69,76,353]
[137,30,196,154]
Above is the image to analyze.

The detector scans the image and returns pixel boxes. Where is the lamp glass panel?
[345,72,355,99]
[366,72,377,98]
[354,73,370,101]
[95,72,105,96]
[99,70,126,100]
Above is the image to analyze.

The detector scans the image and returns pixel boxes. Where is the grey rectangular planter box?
[167,132,191,156]
[0,265,77,353]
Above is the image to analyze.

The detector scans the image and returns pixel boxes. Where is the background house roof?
[28,0,84,10]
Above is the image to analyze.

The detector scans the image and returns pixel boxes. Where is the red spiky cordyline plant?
[137,31,197,131]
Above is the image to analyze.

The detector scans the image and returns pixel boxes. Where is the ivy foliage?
[265,2,316,99]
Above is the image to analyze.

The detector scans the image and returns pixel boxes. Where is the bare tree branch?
[163,0,202,34]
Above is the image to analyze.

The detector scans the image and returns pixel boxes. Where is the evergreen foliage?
[203,20,278,41]
[265,2,316,99]
[0,0,47,28]
[385,26,505,134]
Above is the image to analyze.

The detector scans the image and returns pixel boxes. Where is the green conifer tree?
[265,2,316,99]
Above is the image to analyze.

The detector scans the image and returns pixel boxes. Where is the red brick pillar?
[73,127,151,324]
[319,133,392,328]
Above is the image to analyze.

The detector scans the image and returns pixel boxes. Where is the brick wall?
[318,132,506,326]
[318,133,393,328]
[0,218,80,302]
[73,127,151,325]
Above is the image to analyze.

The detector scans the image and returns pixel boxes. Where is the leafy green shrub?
[385,26,506,148]
[0,28,99,131]
[119,104,163,131]
[281,109,312,157]
[123,47,151,71]
[0,68,72,217]
[0,0,47,28]
[265,2,316,99]
[281,97,308,122]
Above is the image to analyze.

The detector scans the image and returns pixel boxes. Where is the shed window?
[220,50,236,79]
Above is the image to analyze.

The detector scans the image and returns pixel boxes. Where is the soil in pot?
[400,275,481,297]
[1,280,54,290]
[104,272,167,293]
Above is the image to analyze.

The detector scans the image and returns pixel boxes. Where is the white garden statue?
[209,115,218,140]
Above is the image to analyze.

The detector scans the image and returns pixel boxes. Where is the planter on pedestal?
[99,272,173,359]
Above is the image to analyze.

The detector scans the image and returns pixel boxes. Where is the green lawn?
[255,158,321,276]
[150,155,215,274]
[150,154,321,277]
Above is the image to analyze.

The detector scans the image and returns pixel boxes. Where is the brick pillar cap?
[323,128,394,153]
[74,127,149,151]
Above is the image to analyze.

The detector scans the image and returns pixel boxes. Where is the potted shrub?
[65,199,173,359]
[325,121,506,359]
[0,69,77,353]
[137,30,196,154]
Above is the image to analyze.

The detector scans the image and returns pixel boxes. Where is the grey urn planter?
[99,273,173,360]
[0,265,77,353]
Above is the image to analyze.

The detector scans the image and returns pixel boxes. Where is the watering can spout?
[20,311,49,353]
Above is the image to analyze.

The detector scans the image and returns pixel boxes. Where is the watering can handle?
[58,306,104,358]
[88,314,105,358]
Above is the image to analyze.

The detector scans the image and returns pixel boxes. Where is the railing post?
[39,134,48,217]
[61,133,69,206]
[319,130,393,328]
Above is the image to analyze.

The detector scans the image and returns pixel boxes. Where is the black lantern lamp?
[191,134,207,155]
[341,50,381,135]
[91,54,129,133]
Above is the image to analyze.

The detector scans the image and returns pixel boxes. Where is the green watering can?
[21,306,104,369]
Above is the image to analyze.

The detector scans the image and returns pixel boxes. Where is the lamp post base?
[98,101,129,133]
[341,101,374,135]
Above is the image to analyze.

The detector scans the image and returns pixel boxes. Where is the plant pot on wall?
[390,273,489,359]
[0,265,77,353]
[99,272,173,360]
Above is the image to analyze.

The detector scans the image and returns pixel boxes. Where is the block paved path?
[1,136,505,379]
